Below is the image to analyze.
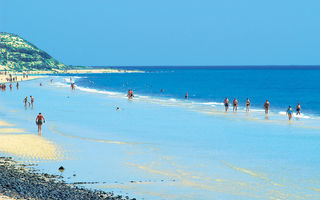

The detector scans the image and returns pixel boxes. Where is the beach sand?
[0,74,42,84]
[0,116,132,199]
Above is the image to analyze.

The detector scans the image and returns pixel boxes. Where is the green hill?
[0,32,68,72]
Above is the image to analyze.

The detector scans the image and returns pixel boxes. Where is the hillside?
[0,32,68,71]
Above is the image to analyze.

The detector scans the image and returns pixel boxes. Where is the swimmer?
[233,98,238,112]
[116,107,120,111]
[296,103,301,115]
[264,100,270,114]
[246,98,250,112]
[35,113,45,135]
[287,106,293,120]
[224,97,229,112]
[185,92,188,99]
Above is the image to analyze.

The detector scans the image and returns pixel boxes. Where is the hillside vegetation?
[0,32,68,72]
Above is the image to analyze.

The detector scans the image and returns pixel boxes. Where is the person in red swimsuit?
[36,113,46,135]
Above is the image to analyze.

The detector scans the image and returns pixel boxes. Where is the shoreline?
[0,75,43,84]
[13,68,144,75]
[0,157,134,200]
[0,68,143,83]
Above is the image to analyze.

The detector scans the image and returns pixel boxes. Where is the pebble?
[0,157,134,200]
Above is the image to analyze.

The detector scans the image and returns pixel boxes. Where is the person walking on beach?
[36,113,45,135]
[224,97,229,112]
[296,103,301,115]
[233,98,238,112]
[264,100,270,114]
[246,98,250,112]
[287,106,293,120]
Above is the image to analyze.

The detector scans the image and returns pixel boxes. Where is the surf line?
[49,125,143,145]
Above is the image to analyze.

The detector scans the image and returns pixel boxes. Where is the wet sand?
[0,116,134,199]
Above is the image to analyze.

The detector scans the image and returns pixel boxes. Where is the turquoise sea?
[0,67,320,200]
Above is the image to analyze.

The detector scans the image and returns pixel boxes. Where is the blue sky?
[1,0,320,66]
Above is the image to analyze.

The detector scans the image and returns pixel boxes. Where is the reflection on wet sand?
[0,134,64,161]
[49,125,142,145]
[0,120,64,162]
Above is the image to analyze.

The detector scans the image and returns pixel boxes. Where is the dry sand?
[0,74,42,84]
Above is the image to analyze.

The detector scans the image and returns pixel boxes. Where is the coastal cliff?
[0,32,68,72]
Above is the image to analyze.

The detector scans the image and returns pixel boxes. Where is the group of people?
[1,82,19,91]
[223,97,301,120]
[23,95,35,109]
[287,103,301,120]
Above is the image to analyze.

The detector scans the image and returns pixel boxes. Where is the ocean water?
[0,67,320,200]
[73,67,320,116]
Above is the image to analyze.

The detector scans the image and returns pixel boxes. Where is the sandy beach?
[0,115,132,199]
[5,68,144,75]
[0,67,142,84]
[0,74,42,84]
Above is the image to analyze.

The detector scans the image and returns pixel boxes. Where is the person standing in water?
[127,89,134,99]
[36,113,45,135]
[16,82,19,89]
[287,106,293,120]
[30,96,34,108]
[233,98,238,112]
[224,97,229,112]
[264,100,270,114]
[185,92,188,99]
[296,103,301,115]
[246,98,250,112]
[71,83,75,90]
[23,96,28,107]
[9,84,12,91]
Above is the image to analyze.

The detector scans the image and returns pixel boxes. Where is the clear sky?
[1,0,320,66]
